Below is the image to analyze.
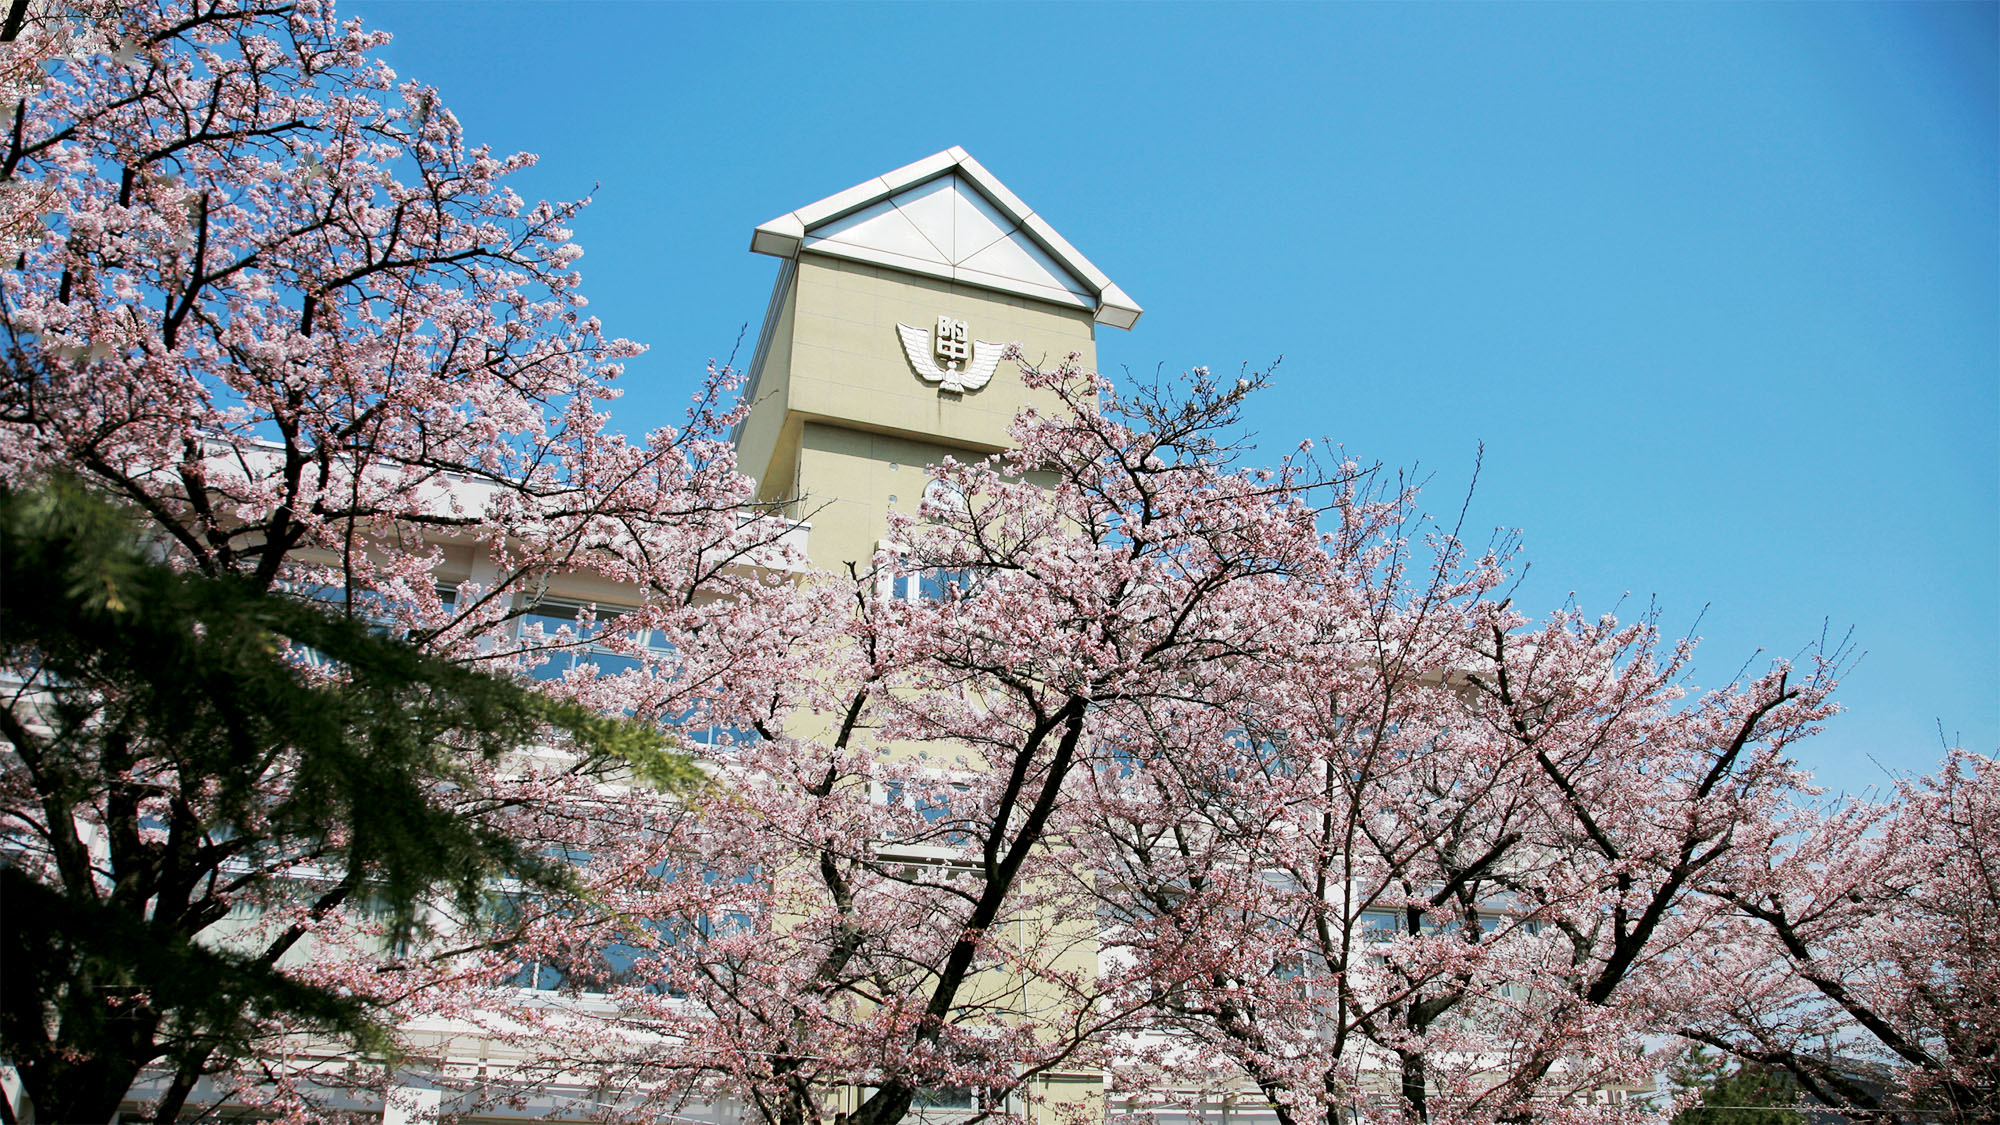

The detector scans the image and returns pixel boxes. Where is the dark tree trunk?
[19,1036,149,1125]
[1399,1048,1429,1124]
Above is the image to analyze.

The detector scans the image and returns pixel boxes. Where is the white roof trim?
[751,146,1141,329]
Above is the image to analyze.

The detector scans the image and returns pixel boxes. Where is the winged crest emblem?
[897,316,1005,394]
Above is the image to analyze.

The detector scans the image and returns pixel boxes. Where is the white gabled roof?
[751,147,1141,330]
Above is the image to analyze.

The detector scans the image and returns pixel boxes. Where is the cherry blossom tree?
[1457,613,1837,1121]
[0,0,792,674]
[0,0,806,1118]
[1087,479,1843,1125]
[468,362,1363,1125]
[1673,749,2000,1123]
[0,477,692,1125]
[1086,484,1540,1125]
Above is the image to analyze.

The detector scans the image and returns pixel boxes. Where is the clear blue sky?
[352,1,1997,795]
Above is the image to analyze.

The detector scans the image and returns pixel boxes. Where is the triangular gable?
[751,147,1141,330]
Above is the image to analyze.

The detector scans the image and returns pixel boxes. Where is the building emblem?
[896,316,1004,394]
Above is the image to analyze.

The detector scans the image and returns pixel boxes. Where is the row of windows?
[1353,909,1539,939]
[287,584,658,679]
[296,564,991,688]
[501,903,756,997]
[286,585,766,747]
[514,597,669,681]
[508,930,678,996]
[499,855,762,996]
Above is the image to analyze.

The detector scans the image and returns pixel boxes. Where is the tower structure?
[734,146,1140,571]
[733,149,1142,1120]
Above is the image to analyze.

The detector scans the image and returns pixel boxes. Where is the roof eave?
[749,147,1141,330]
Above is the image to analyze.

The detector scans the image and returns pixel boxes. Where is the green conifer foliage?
[0,479,691,1124]
[1672,1048,1807,1125]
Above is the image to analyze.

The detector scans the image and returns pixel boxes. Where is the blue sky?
[352,1,1996,796]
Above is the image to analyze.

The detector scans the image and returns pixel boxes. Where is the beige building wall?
[739,253,1097,572]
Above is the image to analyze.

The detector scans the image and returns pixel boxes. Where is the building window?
[678,713,764,752]
[913,1086,978,1111]
[1358,909,1402,940]
[878,776,976,851]
[886,558,983,603]
[515,598,666,680]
